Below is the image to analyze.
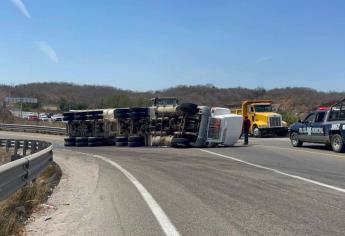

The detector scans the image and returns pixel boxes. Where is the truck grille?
[208,118,221,140]
[269,116,282,127]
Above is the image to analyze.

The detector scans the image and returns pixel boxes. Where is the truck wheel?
[116,142,128,147]
[290,132,303,147]
[177,103,198,115]
[114,109,129,119]
[105,137,116,146]
[128,136,144,143]
[116,136,128,147]
[75,137,88,147]
[253,126,262,138]
[331,134,345,153]
[88,137,105,146]
[64,137,76,146]
[129,108,149,118]
[171,138,190,148]
[116,136,128,143]
[128,141,144,147]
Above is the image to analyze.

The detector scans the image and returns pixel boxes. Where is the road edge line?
[199,149,345,194]
[87,153,181,236]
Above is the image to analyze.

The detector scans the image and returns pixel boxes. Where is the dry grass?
[0,148,10,166]
[0,162,62,236]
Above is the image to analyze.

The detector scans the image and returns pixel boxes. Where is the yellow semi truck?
[233,100,288,137]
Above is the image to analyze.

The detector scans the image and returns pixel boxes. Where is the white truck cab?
[207,107,243,146]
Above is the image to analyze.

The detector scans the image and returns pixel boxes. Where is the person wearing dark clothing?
[243,115,251,145]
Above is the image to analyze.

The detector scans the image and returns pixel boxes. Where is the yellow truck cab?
[236,100,288,137]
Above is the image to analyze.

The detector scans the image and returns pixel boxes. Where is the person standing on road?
[243,115,251,145]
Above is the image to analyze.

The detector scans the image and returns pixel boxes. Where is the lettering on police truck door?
[312,111,327,142]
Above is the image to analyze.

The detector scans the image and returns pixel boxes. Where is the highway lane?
[1,131,345,235]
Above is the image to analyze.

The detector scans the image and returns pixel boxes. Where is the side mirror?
[298,119,302,123]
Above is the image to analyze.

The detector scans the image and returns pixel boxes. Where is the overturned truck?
[63,98,243,148]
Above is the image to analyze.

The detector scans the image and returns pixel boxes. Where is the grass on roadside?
[0,149,11,166]
[0,162,62,236]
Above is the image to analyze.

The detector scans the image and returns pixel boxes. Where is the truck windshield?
[254,105,272,112]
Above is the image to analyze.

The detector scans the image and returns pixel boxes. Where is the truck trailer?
[63,98,243,148]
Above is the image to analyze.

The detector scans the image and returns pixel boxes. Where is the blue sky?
[1,0,345,91]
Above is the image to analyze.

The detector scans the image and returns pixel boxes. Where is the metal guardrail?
[0,139,53,201]
[0,123,66,135]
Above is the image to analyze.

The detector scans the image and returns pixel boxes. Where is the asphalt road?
[1,131,345,236]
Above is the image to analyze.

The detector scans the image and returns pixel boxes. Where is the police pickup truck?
[289,99,345,153]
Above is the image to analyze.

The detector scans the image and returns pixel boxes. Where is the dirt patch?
[0,162,62,236]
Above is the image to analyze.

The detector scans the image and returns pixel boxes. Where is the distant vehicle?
[39,113,49,121]
[51,114,63,121]
[232,100,288,137]
[26,114,39,121]
[289,98,345,153]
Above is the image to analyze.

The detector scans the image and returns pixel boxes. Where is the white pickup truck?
[63,98,243,148]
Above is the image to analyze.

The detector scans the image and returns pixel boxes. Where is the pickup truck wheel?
[171,138,190,148]
[331,134,345,153]
[290,132,303,147]
[253,126,262,138]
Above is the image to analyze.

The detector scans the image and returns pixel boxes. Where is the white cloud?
[36,41,59,63]
[256,56,273,63]
[10,0,31,18]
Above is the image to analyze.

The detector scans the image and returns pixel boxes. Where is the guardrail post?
[14,140,19,156]
[23,140,28,156]
[6,140,11,152]
[11,140,22,161]
[30,141,37,154]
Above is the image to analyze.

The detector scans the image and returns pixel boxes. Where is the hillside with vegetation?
[1,83,344,122]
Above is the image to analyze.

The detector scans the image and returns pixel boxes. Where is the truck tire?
[171,138,190,148]
[88,114,103,120]
[290,132,303,147]
[64,137,76,146]
[63,112,75,116]
[88,111,103,116]
[114,109,129,119]
[88,137,105,146]
[128,141,144,147]
[128,136,144,143]
[75,137,88,147]
[253,126,262,138]
[129,108,149,118]
[75,115,87,121]
[177,103,198,115]
[63,116,74,121]
[331,134,345,153]
[116,142,128,147]
[116,136,128,143]
[105,137,116,146]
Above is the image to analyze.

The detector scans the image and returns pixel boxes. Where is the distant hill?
[1,83,344,117]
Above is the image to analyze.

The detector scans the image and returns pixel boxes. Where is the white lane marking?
[256,144,345,159]
[79,152,180,236]
[199,149,345,194]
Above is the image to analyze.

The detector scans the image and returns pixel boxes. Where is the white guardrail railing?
[0,139,53,201]
[0,123,66,135]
